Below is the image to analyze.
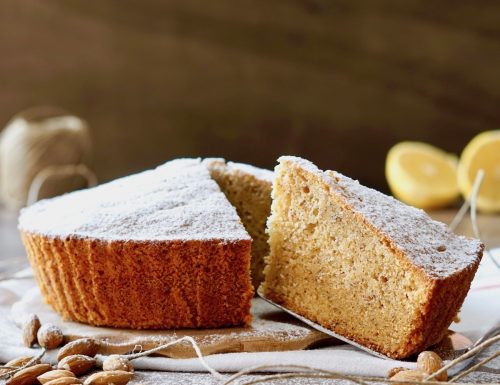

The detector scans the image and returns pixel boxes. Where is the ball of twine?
[0,106,96,209]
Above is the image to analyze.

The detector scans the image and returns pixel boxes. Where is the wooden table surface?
[0,205,498,384]
[3,0,500,194]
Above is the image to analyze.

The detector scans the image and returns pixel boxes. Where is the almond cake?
[19,158,254,329]
[260,156,484,359]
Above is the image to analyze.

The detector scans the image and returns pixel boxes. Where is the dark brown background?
[1,0,498,191]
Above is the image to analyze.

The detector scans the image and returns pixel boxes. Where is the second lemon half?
[457,130,500,213]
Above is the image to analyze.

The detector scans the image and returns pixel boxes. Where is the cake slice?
[260,156,483,359]
[19,158,253,329]
[203,158,273,289]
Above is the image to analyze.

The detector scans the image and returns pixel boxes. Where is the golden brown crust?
[22,232,253,329]
[351,207,483,358]
[412,253,482,351]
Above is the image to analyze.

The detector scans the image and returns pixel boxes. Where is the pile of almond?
[1,313,134,385]
[389,350,448,384]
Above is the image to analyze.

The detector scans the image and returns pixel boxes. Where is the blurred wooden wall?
[0,0,499,191]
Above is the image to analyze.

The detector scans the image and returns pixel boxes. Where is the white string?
[470,172,500,269]
[222,364,368,385]
[27,163,98,206]
[448,200,470,232]
[449,170,500,269]
[468,169,485,240]
[125,336,225,381]
[0,348,46,379]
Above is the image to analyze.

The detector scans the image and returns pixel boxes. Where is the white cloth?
[1,250,499,377]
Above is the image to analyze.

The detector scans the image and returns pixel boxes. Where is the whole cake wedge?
[19,158,253,329]
[260,156,483,359]
[203,158,273,289]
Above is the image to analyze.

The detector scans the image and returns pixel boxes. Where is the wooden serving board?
[11,288,337,358]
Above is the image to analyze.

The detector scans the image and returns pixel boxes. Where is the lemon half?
[458,130,500,213]
[386,141,459,209]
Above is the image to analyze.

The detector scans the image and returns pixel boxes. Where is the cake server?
[258,291,391,360]
[258,291,495,375]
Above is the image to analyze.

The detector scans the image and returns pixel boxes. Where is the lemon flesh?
[458,130,500,213]
[386,142,459,209]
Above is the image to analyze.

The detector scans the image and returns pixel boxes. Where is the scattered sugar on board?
[199,317,311,345]
[18,158,250,242]
[132,371,355,385]
[278,156,483,279]
[16,295,318,359]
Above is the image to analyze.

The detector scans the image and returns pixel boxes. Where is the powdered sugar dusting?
[18,158,250,242]
[279,156,483,279]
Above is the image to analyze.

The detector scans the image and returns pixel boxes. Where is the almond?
[37,324,64,349]
[0,357,39,375]
[38,370,75,384]
[83,370,133,385]
[387,367,408,378]
[6,363,52,385]
[390,369,426,385]
[44,378,83,385]
[417,351,447,381]
[22,314,41,347]
[102,355,133,373]
[57,339,99,362]
[57,355,95,376]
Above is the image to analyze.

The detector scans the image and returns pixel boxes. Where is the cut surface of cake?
[260,156,483,359]
[204,158,273,289]
[19,158,253,329]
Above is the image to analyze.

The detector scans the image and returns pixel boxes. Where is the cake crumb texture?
[204,158,273,289]
[261,156,483,359]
